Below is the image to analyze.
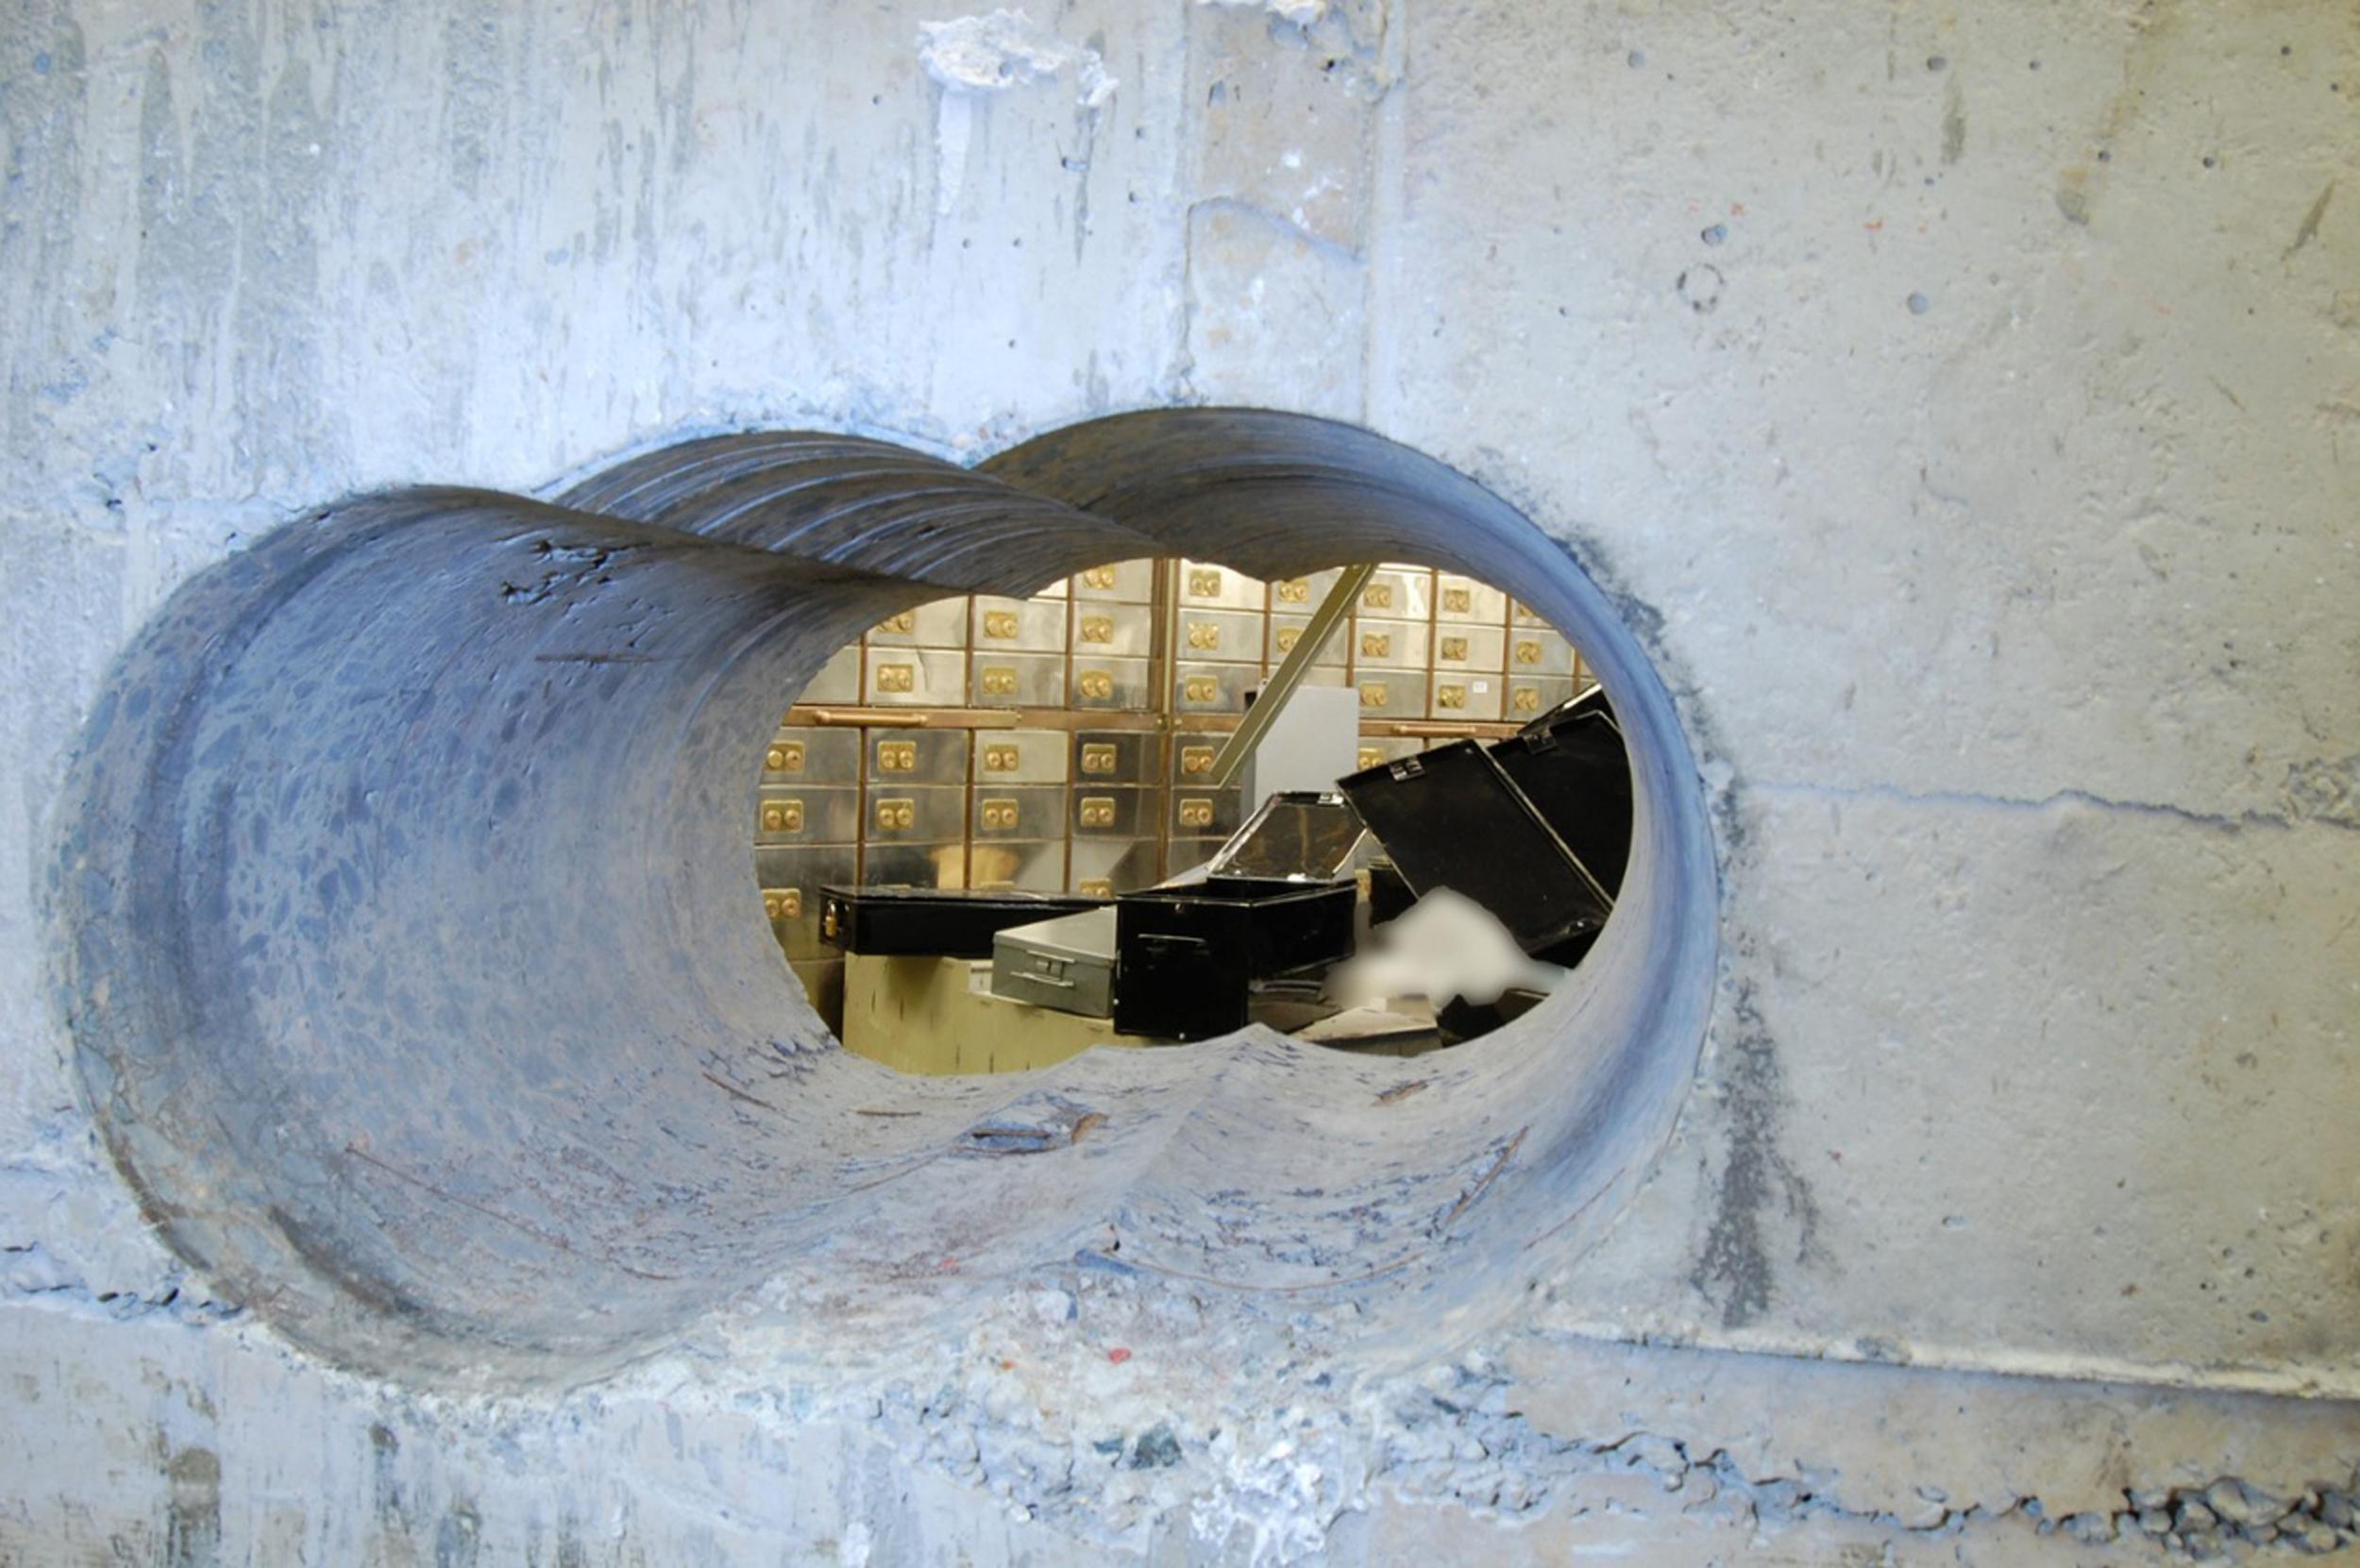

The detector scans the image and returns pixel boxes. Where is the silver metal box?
[1174,608,1266,666]
[1433,625,1508,674]
[1352,616,1429,671]
[972,729,1069,784]
[1070,656,1154,712]
[1355,670,1428,717]
[870,728,969,785]
[866,596,970,649]
[1171,735,1224,784]
[1070,558,1157,603]
[864,648,966,707]
[1074,730,1158,785]
[1073,786,1156,838]
[756,785,859,845]
[1358,567,1432,620]
[1429,674,1505,721]
[800,644,863,704]
[1176,560,1264,611]
[1172,660,1257,716]
[971,784,1067,841]
[1170,786,1245,839]
[763,725,859,786]
[969,651,1065,708]
[1436,574,1509,624]
[991,905,1120,1018]
[970,596,1068,653]
[1269,566,1345,610]
[1070,601,1154,658]
[865,784,966,844]
[756,845,858,958]
[1509,629,1576,677]
[1507,675,1576,721]
[1268,614,1349,667]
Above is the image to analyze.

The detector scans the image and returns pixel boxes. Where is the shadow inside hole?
[50,411,1715,1389]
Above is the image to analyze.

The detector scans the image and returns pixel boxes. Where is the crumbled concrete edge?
[1195,0,1330,27]
[919,9,1116,107]
[1,1164,235,1325]
[8,1188,2358,1564]
[1372,1362,2360,1560]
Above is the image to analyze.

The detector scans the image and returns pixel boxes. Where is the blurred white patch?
[1328,888,1564,1009]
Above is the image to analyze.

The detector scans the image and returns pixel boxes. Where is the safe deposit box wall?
[755,558,1587,1023]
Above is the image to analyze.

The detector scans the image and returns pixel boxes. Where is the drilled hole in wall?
[49,410,1715,1390]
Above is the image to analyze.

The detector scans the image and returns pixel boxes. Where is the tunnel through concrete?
[48,409,1718,1388]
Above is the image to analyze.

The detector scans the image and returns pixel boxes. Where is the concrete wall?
[3,0,2355,1560]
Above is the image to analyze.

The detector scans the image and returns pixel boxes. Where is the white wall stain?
[919,8,1117,217]
[1196,0,1330,28]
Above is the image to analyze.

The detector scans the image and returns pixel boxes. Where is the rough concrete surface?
[3,0,2357,1560]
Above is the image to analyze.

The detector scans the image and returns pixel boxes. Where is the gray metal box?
[1239,683,1362,804]
[991,905,1119,1018]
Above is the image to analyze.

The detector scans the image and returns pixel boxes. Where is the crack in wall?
[1687,978,1823,1329]
[1752,777,2360,836]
